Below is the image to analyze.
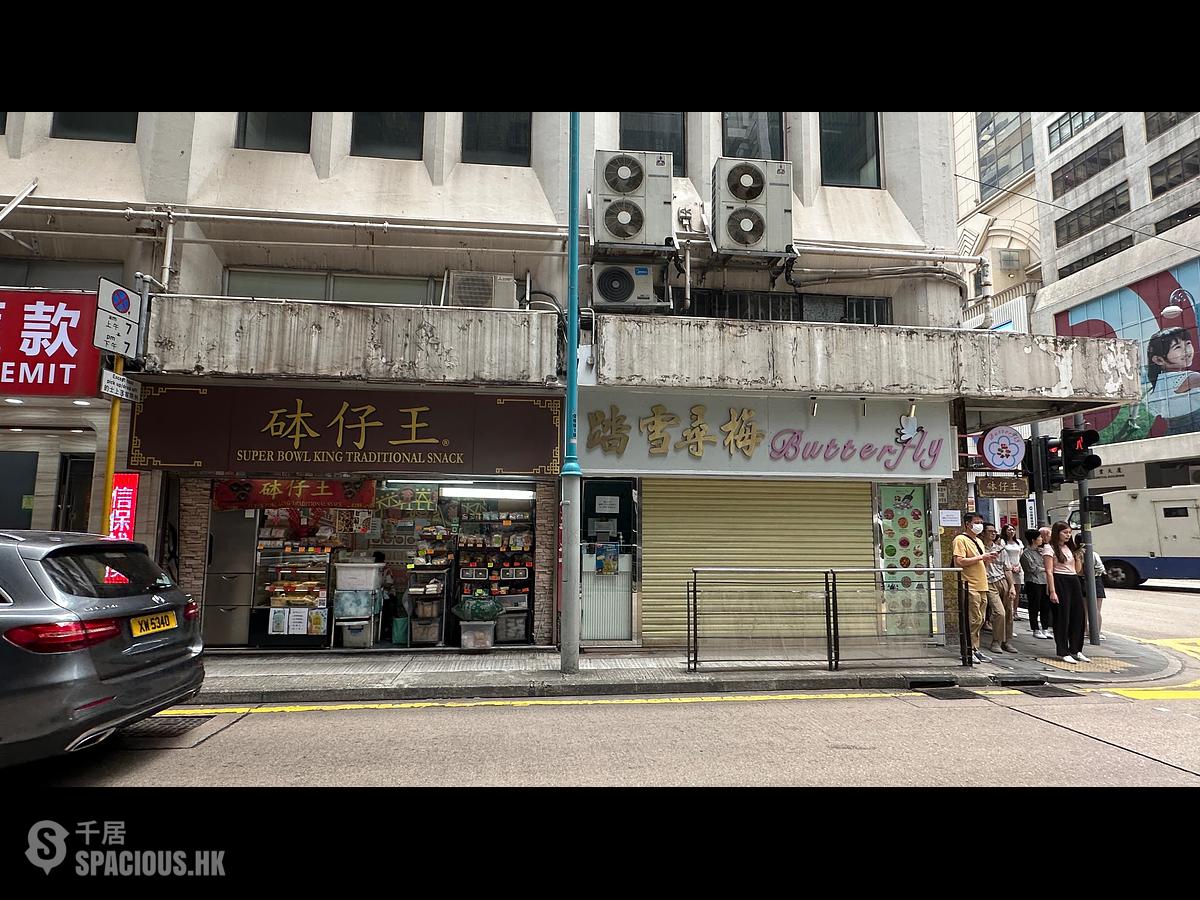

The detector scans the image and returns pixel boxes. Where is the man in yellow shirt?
[952,512,1003,664]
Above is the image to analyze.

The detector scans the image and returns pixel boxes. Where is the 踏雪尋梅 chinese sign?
[580,390,952,479]
[130,386,561,476]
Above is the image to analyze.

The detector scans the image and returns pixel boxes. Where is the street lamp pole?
[560,112,583,674]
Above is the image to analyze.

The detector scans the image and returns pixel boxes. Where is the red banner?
[212,478,376,511]
[0,290,102,398]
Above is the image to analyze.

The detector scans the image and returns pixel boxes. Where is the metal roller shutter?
[640,478,876,647]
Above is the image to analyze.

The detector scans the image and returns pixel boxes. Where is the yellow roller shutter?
[640,478,876,648]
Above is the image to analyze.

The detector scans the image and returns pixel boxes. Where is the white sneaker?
[1074,652,1091,662]
[1062,655,1077,664]
[1099,633,1107,642]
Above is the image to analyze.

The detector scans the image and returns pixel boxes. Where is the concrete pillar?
[531,112,569,225]
[535,478,559,645]
[423,112,461,186]
[177,478,212,605]
[138,112,195,204]
[881,111,957,248]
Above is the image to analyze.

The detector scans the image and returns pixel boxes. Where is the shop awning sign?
[0,289,102,398]
[976,476,1030,499]
[578,390,953,480]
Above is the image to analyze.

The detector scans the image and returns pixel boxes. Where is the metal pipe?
[684,243,692,310]
[160,213,175,290]
[792,243,986,266]
[439,269,448,306]
[979,260,995,329]
[8,202,589,240]
[560,112,582,675]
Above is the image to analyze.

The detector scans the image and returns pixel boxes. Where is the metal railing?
[687,567,969,672]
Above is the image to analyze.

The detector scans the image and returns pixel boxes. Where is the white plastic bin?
[335,563,384,591]
[339,620,374,649]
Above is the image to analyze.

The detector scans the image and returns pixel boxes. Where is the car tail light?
[184,599,200,621]
[3,619,122,653]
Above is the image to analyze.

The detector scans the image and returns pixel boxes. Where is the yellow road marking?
[157,690,927,716]
[1141,637,1200,662]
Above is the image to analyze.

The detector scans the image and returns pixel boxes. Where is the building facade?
[0,111,1139,652]
[1028,112,1200,504]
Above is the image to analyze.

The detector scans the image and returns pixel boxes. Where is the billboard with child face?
[1055,258,1200,443]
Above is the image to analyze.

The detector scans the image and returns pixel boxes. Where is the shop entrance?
[0,451,38,529]
[55,453,95,533]
[203,477,540,651]
[581,478,638,643]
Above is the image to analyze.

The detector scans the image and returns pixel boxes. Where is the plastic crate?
[338,620,373,649]
[495,612,527,643]
[334,590,377,618]
[411,618,440,644]
[460,620,495,652]
[334,563,384,591]
[414,599,442,619]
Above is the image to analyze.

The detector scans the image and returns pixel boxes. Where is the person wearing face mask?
[1020,528,1052,639]
[1044,521,1088,663]
[952,512,1006,663]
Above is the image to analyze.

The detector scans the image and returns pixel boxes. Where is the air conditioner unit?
[446,272,518,309]
[593,150,674,246]
[591,264,663,310]
[711,157,793,254]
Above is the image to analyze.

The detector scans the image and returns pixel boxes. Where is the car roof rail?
[0,532,27,542]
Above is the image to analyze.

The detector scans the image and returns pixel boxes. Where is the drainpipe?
[560,112,582,675]
[684,243,692,310]
[979,260,994,330]
[159,210,175,289]
[792,243,987,267]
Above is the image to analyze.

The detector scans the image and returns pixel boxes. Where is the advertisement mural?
[1055,258,1200,442]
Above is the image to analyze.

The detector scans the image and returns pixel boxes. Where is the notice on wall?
[939,510,962,527]
[596,496,620,514]
[596,543,620,576]
[287,608,309,635]
[269,609,287,635]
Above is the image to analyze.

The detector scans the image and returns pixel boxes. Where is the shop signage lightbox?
[579,390,953,480]
[975,476,1030,499]
[130,386,562,477]
[0,290,102,398]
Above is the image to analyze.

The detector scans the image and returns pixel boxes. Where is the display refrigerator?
[248,544,334,648]
[202,508,259,647]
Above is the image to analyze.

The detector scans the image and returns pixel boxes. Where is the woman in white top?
[1001,524,1024,623]
[1043,521,1088,663]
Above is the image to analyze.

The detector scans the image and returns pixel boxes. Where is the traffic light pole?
[1073,413,1100,646]
[1030,422,1047,525]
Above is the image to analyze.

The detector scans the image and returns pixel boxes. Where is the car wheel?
[1103,560,1139,589]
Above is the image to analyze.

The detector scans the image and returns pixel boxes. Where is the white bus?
[1051,486,1200,587]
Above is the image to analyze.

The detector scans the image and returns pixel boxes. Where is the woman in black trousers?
[1044,521,1088,663]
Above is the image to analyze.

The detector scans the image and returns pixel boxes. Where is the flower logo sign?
[981,425,1025,472]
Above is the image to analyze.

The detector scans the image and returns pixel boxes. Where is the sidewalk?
[192,625,1182,704]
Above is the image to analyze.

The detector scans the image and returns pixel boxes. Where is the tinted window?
[620,112,685,176]
[1163,507,1190,518]
[820,112,880,188]
[976,112,1034,200]
[237,112,312,153]
[51,112,138,143]
[461,112,532,167]
[351,112,423,160]
[41,548,175,599]
[722,112,784,160]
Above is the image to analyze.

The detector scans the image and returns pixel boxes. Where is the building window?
[1056,237,1134,279]
[1047,112,1104,152]
[619,112,685,176]
[51,112,138,143]
[1051,130,1125,199]
[351,112,423,160]
[461,112,532,167]
[226,269,441,305]
[688,289,890,324]
[1145,112,1196,142]
[1155,201,1200,234]
[1054,182,1130,247]
[820,112,881,188]
[976,112,1033,200]
[236,112,312,153]
[0,112,6,135]
[1149,138,1200,199]
[721,112,784,160]
[0,258,124,290]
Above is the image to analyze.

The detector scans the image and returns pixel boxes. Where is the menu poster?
[269,608,288,635]
[879,484,931,637]
[287,608,309,635]
[307,609,328,636]
[596,543,620,576]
